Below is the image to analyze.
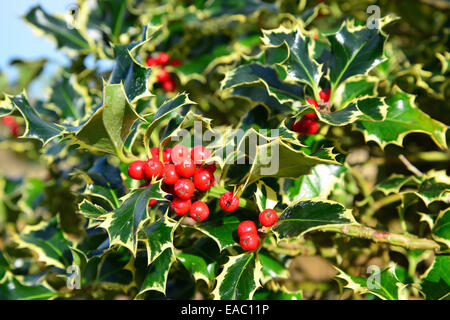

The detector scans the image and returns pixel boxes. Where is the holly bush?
[0,0,449,300]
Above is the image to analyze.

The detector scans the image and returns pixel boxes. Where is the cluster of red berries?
[291,88,330,136]
[1,116,19,137]
[128,145,216,222]
[236,209,278,251]
[146,52,181,92]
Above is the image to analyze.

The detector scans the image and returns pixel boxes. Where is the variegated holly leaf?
[283,164,346,202]
[261,26,322,96]
[69,83,141,157]
[17,177,45,218]
[272,199,356,240]
[143,93,195,156]
[258,250,289,283]
[176,238,221,287]
[212,253,262,300]
[191,215,242,251]
[242,130,339,186]
[139,248,175,296]
[110,25,161,102]
[335,264,406,300]
[0,272,57,300]
[78,199,108,222]
[14,218,73,269]
[23,5,91,53]
[6,92,63,145]
[354,87,448,149]
[414,171,450,206]
[375,174,419,195]
[327,18,392,91]
[99,181,166,256]
[420,255,450,300]
[432,209,450,249]
[143,213,178,265]
[255,181,278,211]
[334,76,379,109]
[221,63,304,104]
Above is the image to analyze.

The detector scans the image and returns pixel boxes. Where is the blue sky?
[0,0,75,97]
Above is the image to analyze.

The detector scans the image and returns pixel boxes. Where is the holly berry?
[150,147,160,159]
[144,159,164,180]
[174,178,195,199]
[175,159,196,177]
[193,168,214,191]
[259,208,278,227]
[171,145,190,164]
[170,59,182,67]
[162,164,179,184]
[171,197,191,215]
[237,220,258,238]
[148,199,157,207]
[219,192,240,212]
[156,52,170,66]
[157,69,170,82]
[162,148,172,164]
[128,160,148,180]
[319,88,330,102]
[306,98,319,108]
[204,162,216,174]
[240,232,260,251]
[162,78,176,92]
[191,146,211,165]
[302,118,319,135]
[189,200,209,222]
[146,57,158,67]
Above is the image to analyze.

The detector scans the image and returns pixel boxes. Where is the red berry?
[144,159,164,180]
[148,199,157,206]
[193,168,214,191]
[313,33,319,40]
[2,115,16,126]
[291,119,304,132]
[128,160,148,180]
[240,232,260,251]
[146,57,157,67]
[189,201,209,222]
[302,118,319,135]
[306,98,319,108]
[171,197,191,215]
[219,192,240,212]
[157,69,170,82]
[191,146,211,165]
[162,78,176,92]
[259,208,278,227]
[304,112,316,118]
[170,59,182,67]
[150,147,160,159]
[319,88,330,102]
[162,164,179,184]
[175,159,196,178]
[237,221,258,238]
[204,162,216,174]
[171,145,190,164]
[174,178,195,199]
[156,52,170,66]
[162,148,172,164]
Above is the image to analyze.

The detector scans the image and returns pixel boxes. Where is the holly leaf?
[432,209,450,248]
[143,213,178,265]
[23,5,91,52]
[335,264,406,300]
[261,26,322,93]
[255,181,278,211]
[354,87,448,149]
[99,181,166,256]
[272,199,356,240]
[0,273,57,300]
[258,250,289,283]
[139,248,175,296]
[420,255,450,300]
[283,164,346,202]
[253,286,302,300]
[327,19,389,90]
[191,215,241,251]
[7,92,63,145]
[14,217,73,269]
[212,253,262,300]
